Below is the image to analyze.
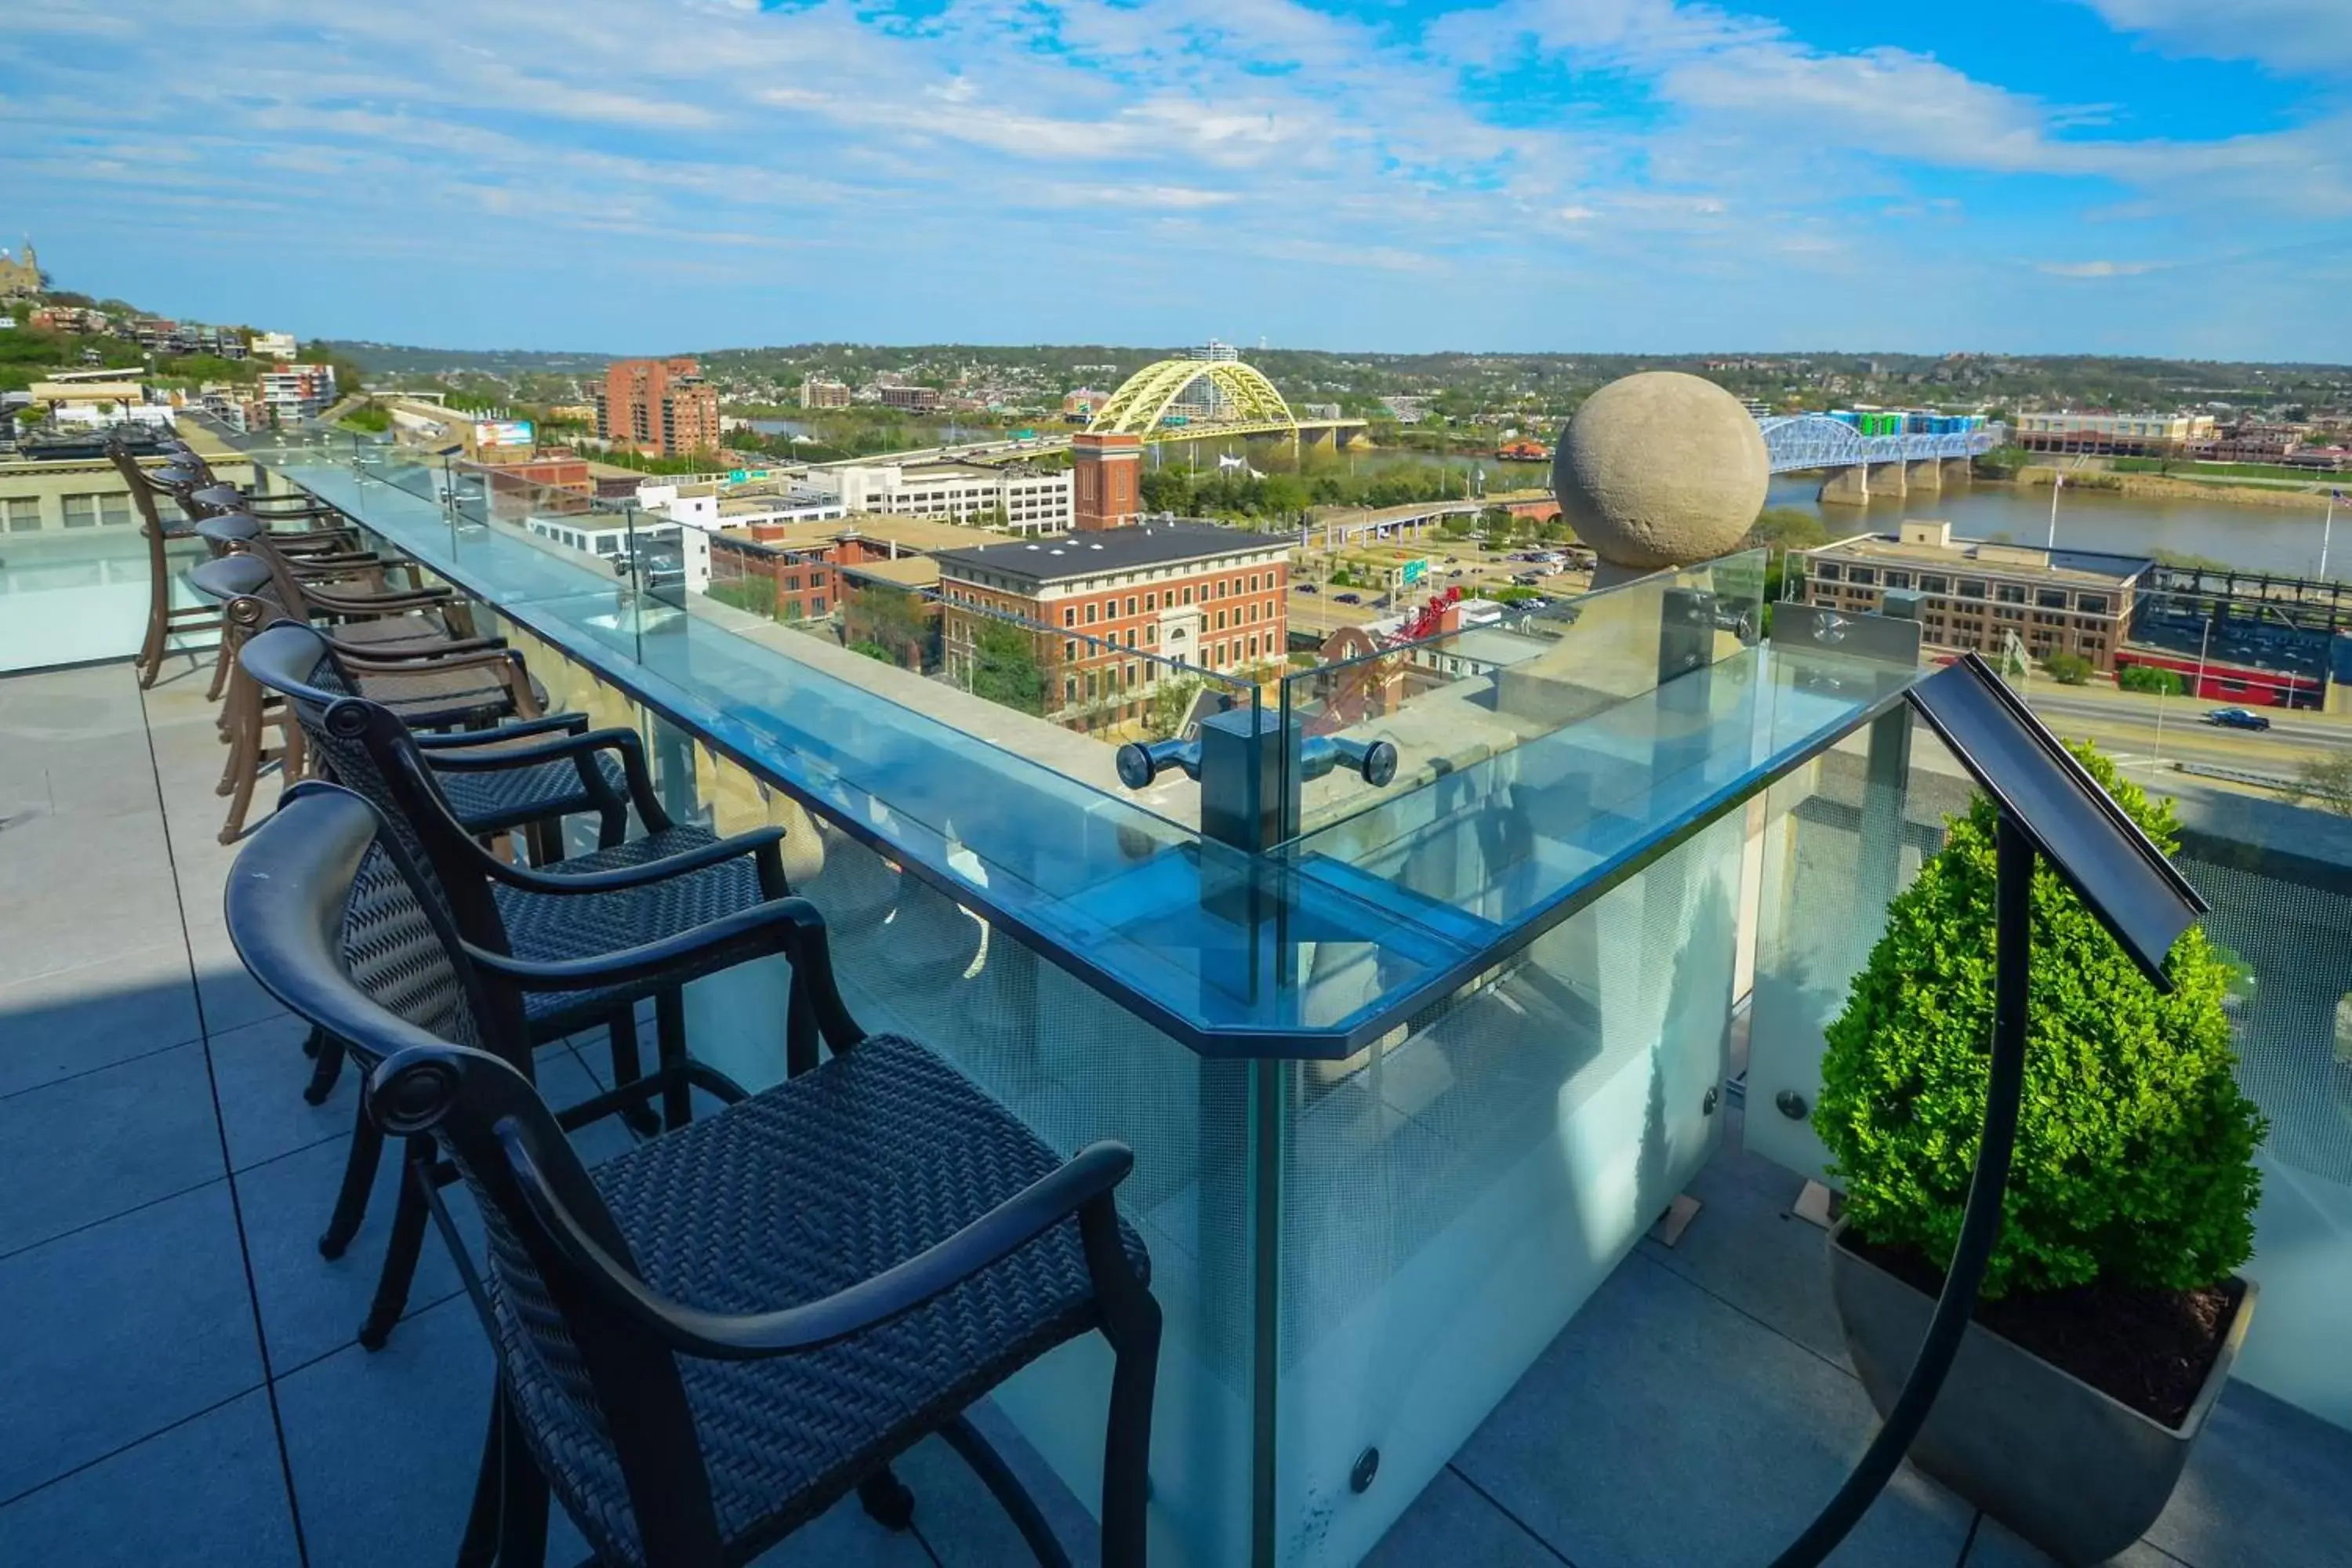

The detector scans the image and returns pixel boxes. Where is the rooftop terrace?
[5,657,2350,1566]
[5,424,2352,1567]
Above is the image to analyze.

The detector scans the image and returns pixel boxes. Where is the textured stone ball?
[1552,372,1769,571]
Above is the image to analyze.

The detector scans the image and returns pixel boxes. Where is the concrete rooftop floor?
[3,653,2350,1568]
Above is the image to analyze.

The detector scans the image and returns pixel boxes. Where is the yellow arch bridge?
[1084,358,1366,448]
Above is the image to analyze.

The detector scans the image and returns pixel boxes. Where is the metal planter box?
[1828,1221,2256,1566]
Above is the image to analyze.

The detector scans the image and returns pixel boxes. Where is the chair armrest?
[307,586,456,617]
[499,1126,1135,1359]
[412,713,590,747]
[419,724,662,829]
[478,822,785,895]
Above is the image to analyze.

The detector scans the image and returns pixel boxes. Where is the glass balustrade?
[207,419,1961,1565]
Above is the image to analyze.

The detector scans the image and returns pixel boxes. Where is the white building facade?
[806,462,1072,535]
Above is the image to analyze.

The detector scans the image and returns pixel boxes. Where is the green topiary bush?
[1814,743,2266,1298]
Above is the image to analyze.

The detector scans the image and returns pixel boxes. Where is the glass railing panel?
[1278,550,1769,838]
[1273,809,1746,1560]
[1744,710,1973,1183]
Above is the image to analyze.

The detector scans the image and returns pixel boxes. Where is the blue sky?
[4,0,2348,358]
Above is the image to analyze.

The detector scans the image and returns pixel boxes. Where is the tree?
[2041,651,2094,684]
[1815,744,2264,1298]
[1744,506,1827,554]
[1144,677,1204,740]
[2288,754,2352,818]
[2118,663,2184,695]
[970,619,1046,716]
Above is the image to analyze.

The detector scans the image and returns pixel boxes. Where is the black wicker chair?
[226,784,1161,1566]
[241,622,804,1348]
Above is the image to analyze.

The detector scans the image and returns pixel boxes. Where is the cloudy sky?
[5,0,2348,358]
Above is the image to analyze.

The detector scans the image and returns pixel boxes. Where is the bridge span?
[1757,414,2001,505]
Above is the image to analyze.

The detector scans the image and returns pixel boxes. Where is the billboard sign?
[473,419,534,450]
[1400,557,1428,587]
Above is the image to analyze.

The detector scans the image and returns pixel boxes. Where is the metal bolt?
[1350,1448,1380,1494]
[1776,1088,1809,1120]
[1701,1086,1719,1116]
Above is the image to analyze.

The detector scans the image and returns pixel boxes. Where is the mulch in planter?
[1846,1234,2245,1429]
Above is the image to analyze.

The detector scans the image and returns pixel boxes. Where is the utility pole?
[2323,488,2339,583]
[2045,470,2063,550]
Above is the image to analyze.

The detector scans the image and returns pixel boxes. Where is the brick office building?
[1798,521,2151,672]
[593,357,720,457]
[933,521,1290,725]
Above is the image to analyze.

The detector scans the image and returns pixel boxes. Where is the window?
[1145,624,1158,646]
[1065,640,1077,662]
[1215,610,1227,630]
[1145,592,1156,612]
[1813,562,1840,582]
[1247,573,1259,593]
[1919,575,1949,595]
[1085,602,1098,624]
[1958,579,1987,599]
[1846,567,1876,586]
[1182,586,1194,605]
[1064,607,1076,628]
[2078,594,2109,615]
[1884,571,1911,590]
[2035,589,2069,610]
[1247,603,1259,622]
[1126,596,1138,616]
[1247,634,1259,659]
[1216,580,1229,599]
[62,493,133,528]
[1996,583,2026,604]
[811,596,826,616]
[1064,677,1076,705]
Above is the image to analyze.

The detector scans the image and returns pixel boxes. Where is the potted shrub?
[1813,744,2266,1566]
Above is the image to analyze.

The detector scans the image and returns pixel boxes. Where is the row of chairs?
[130,438,1160,1564]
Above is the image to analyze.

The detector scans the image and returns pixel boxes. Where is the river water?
[1762,474,2341,580]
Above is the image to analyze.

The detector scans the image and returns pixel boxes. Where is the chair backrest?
[195,515,321,618]
[238,622,516,949]
[224,784,715,1562]
[187,553,294,639]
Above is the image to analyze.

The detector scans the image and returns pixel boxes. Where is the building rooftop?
[735,513,1005,555]
[934,521,1287,583]
[1,662,2343,1568]
[1809,523,2155,586]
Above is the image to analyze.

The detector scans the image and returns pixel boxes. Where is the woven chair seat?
[433,751,632,836]
[352,664,535,730]
[495,827,747,1029]
[495,1033,1149,1566]
[332,614,453,649]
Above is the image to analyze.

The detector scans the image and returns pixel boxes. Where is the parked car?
[1295,583,1319,594]
[2204,707,2272,731]
[1335,592,1362,604]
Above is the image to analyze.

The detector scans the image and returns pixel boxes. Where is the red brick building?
[593,358,719,457]
[933,522,1291,725]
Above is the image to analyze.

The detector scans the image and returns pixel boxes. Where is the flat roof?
[1808,532,2153,587]
[934,522,1289,584]
[846,556,942,589]
[731,513,1004,554]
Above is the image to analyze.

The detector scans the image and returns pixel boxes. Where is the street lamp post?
[2151,609,2213,765]
[2045,470,2063,550]
[2322,488,2339,583]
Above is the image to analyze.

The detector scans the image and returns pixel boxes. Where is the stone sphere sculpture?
[1551,371,1769,574]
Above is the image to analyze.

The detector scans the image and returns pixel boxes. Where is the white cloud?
[2082,0,2352,73]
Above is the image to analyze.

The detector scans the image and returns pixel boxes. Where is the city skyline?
[5,0,2349,360]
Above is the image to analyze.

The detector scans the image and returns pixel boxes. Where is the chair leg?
[205,633,234,702]
[939,1417,1073,1568]
[605,1011,659,1138]
[303,1030,347,1106]
[218,705,264,844]
[655,989,692,1131]
[1082,1196,1163,1568]
[459,1385,506,1568]
[358,1137,433,1352]
[495,1387,550,1568]
[136,571,168,690]
[319,1096,383,1260]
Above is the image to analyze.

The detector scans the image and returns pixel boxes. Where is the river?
[1762,475,2342,580]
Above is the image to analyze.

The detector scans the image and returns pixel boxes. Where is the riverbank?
[1999,466,2338,513]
